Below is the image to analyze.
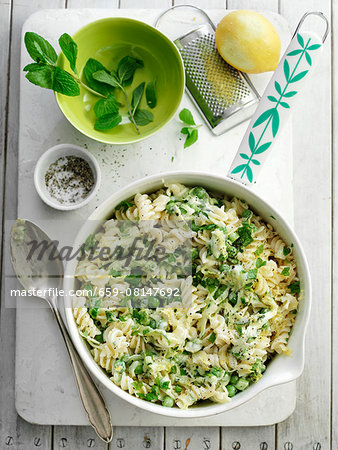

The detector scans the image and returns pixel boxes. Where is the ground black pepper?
[45,156,95,205]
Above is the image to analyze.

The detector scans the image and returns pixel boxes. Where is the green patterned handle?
[229,28,323,185]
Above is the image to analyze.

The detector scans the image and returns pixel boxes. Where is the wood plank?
[165,427,220,450]
[168,2,223,448]
[0,0,62,446]
[221,427,275,450]
[332,0,338,447]
[222,0,277,448]
[111,427,164,450]
[174,0,226,8]
[53,0,164,447]
[49,0,109,445]
[68,0,118,7]
[121,0,171,8]
[226,0,278,10]
[277,0,332,448]
[53,426,109,449]
[111,0,164,445]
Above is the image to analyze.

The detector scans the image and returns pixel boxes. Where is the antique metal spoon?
[10,219,113,443]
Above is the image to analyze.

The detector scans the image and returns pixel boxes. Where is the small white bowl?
[34,144,101,211]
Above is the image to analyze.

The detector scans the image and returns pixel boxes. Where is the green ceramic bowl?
[56,18,185,145]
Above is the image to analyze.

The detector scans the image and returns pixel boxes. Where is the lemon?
[215,10,281,74]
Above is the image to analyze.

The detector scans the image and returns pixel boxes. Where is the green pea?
[236,378,250,391]
[226,384,237,397]
[220,263,230,273]
[230,374,239,385]
[162,395,175,408]
[148,296,160,309]
[134,362,143,375]
[223,372,231,385]
[193,186,207,199]
[242,209,252,220]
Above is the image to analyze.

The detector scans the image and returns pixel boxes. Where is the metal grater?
[175,23,260,135]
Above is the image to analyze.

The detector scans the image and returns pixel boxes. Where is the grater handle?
[228,12,328,186]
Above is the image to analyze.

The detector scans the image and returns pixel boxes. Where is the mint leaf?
[25,65,55,89]
[24,32,57,64]
[281,267,290,276]
[53,67,80,96]
[181,126,194,135]
[146,81,157,109]
[94,93,119,118]
[117,56,144,86]
[83,58,113,95]
[179,108,195,125]
[92,70,120,88]
[23,62,46,72]
[59,33,78,73]
[133,109,153,126]
[184,128,198,148]
[131,82,145,113]
[94,112,122,130]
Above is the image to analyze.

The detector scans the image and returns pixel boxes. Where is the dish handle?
[228,12,328,186]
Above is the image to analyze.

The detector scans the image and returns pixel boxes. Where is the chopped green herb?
[281,267,290,276]
[236,325,243,336]
[192,248,199,260]
[170,365,177,374]
[208,332,216,343]
[238,224,254,247]
[256,258,266,269]
[242,209,252,220]
[192,186,207,199]
[290,281,300,294]
[214,284,227,299]
[105,310,114,322]
[255,244,264,256]
[160,381,170,390]
[283,246,291,256]
[109,269,122,277]
[247,268,258,280]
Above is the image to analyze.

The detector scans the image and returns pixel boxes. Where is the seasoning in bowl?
[45,156,95,205]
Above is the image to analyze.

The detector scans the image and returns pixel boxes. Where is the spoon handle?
[50,299,113,443]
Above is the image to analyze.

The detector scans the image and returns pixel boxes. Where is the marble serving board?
[14,8,296,426]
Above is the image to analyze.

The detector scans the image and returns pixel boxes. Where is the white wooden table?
[0,0,333,449]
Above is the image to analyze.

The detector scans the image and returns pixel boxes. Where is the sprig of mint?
[92,63,153,133]
[23,32,156,134]
[179,108,200,148]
